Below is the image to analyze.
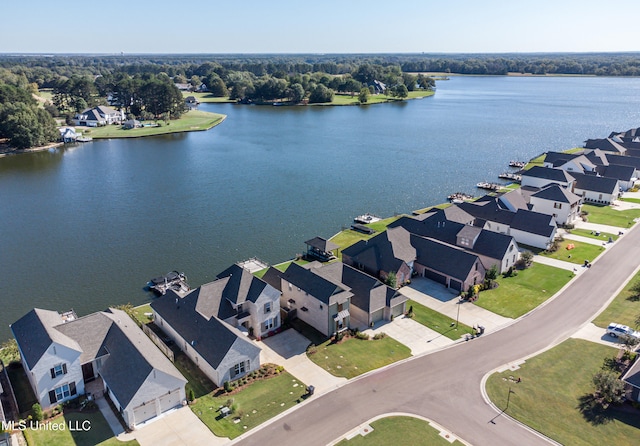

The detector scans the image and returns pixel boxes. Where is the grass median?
[406,299,474,340]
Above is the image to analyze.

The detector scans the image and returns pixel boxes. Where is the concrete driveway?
[363,315,455,355]
[572,322,636,350]
[399,278,513,333]
[122,406,224,446]
[257,329,346,395]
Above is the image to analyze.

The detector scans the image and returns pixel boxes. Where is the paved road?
[235,222,640,446]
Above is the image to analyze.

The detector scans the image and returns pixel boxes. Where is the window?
[48,382,76,404]
[231,360,249,379]
[264,302,271,313]
[337,303,343,312]
[265,317,276,330]
[301,306,308,312]
[319,304,323,310]
[50,363,67,379]
[554,202,562,209]
[599,194,603,200]
[288,283,292,291]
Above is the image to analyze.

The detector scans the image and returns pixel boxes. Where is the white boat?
[354,213,381,224]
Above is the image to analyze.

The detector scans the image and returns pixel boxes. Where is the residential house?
[280,262,353,337]
[520,166,575,189]
[410,234,486,292]
[595,164,636,191]
[342,227,416,285]
[570,172,620,204]
[584,137,628,155]
[73,106,124,127]
[622,356,640,402]
[151,290,261,387]
[11,308,186,428]
[529,184,583,225]
[310,262,407,327]
[389,211,519,273]
[185,96,199,109]
[123,119,142,129]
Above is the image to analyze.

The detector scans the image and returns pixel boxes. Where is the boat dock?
[354,213,381,224]
[447,192,475,203]
[148,271,190,296]
[498,172,521,182]
[476,182,502,191]
[508,160,526,168]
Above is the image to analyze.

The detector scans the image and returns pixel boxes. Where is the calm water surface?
[1,76,640,340]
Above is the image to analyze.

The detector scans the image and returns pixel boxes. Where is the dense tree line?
[0,70,58,149]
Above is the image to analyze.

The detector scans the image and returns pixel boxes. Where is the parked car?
[606,323,640,339]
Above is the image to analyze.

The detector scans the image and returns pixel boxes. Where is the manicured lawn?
[173,352,216,399]
[7,362,38,415]
[592,268,640,329]
[476,264,573,318]
[79,110,225,139]
[336,416,465,446]
[568,228,619,242]
[539,239,604,265]
[307,336,411,379]
[181,92,234,103]
[325,90,434,106]
[23,410,139,446]
[406,300,474,340]
[620,197,640,204]
[271,259,310,273]
[130,303,153,326]
[329,215,403,252]
[413,202,452,215]
[582,204,640,228]
[190,371,306,439]
[486,339,640,446]
[523,153,546,170]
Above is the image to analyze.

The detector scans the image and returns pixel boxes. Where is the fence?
[141,325,175,362]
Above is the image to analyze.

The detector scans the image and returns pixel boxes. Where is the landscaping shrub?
[188,388,195,402]
[224,381,232,393]
[355,332,370,340]
[32,403,43,422]
[373,333,387,340]
[407,305,414,318]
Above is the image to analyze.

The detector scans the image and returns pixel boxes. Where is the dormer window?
[50,363,67,379]
[264,302,271,313]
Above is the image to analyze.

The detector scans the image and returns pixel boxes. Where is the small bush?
[224,381,232,393]
[373,333,387,340]
[188,388,195,402]
[32,403,43,422]
[355,332,370,340]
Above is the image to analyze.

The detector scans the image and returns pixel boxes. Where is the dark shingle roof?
[410,235,480,282]
[151,291,259,369]
[510,209,555,237]
[622,355,640,389]
[596,164,635,182]
[305,237,339,252]
[571,172,619,194]
[10,309,81,370]
[341,227,416,276]
[522,166,574,183]
[216,264,272,304]
[543,151,580,166]
[607,154,640,170]
[260,267,283,292]
[281,262,351,304]
[531,184,581,204]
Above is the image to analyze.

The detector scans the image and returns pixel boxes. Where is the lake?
[1,75,640,340]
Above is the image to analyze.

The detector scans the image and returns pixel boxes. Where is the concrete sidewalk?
[531,255,584,274]
[573,220,629,235]
[562,232,612,247]
[399,278,513,333]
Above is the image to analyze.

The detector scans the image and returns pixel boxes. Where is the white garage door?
[133,401,157,426]
[159,389,182,412]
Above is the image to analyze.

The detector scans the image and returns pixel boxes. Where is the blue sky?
[2,1,638,54]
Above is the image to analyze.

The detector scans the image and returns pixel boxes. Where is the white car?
[606,323,640,339]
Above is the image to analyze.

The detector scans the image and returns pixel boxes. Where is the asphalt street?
[235,221,640,446]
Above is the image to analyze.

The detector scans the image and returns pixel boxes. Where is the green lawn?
[539,239,604,265]
[568,228,619,242]
[592,268,640,329]
[329,215,403,252]
[190,371,306,439]
[406,300,474,340]
[23,411,139,446]
[79,110,225,139]
[523,153,546,170]
[181,92,234,103]
[336,416,465,446]
[476,264,573,318]
[326,90,434,106]
[582,204,640,228]
[307,336,411,379]
[173,353,216,399]
[620,197,640,205]
[130,303,153,326]
[486,339,640,446]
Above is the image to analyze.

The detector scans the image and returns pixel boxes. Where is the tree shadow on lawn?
[577,394,640,429]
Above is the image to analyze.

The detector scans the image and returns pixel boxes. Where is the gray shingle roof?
[571,172,619,194]
[305,237,339,252]
[510,209,556,237]
[531,184,581,204]
[151,291,260,370]
[342,227,415,276]
[410,235,480,282]
[596,164,635,182]
[281,262,351,304]
[216,264,274,304]
[10,309,81,370]
[622,355,640,389]
[522,166,575,183]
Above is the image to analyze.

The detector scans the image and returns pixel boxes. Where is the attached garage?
[424,269,447,285]
[390,303,405,319]
[159,389,182,412]
[449,279,463,292]
[370,308,384,324]
[133,400,158,426]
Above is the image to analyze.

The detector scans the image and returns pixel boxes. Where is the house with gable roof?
[529,184,582,225]
[151,289,261,387]
[73,106,124,127]
[280,262,353,336]
[11,308,187,428]
[309,261,407,327]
